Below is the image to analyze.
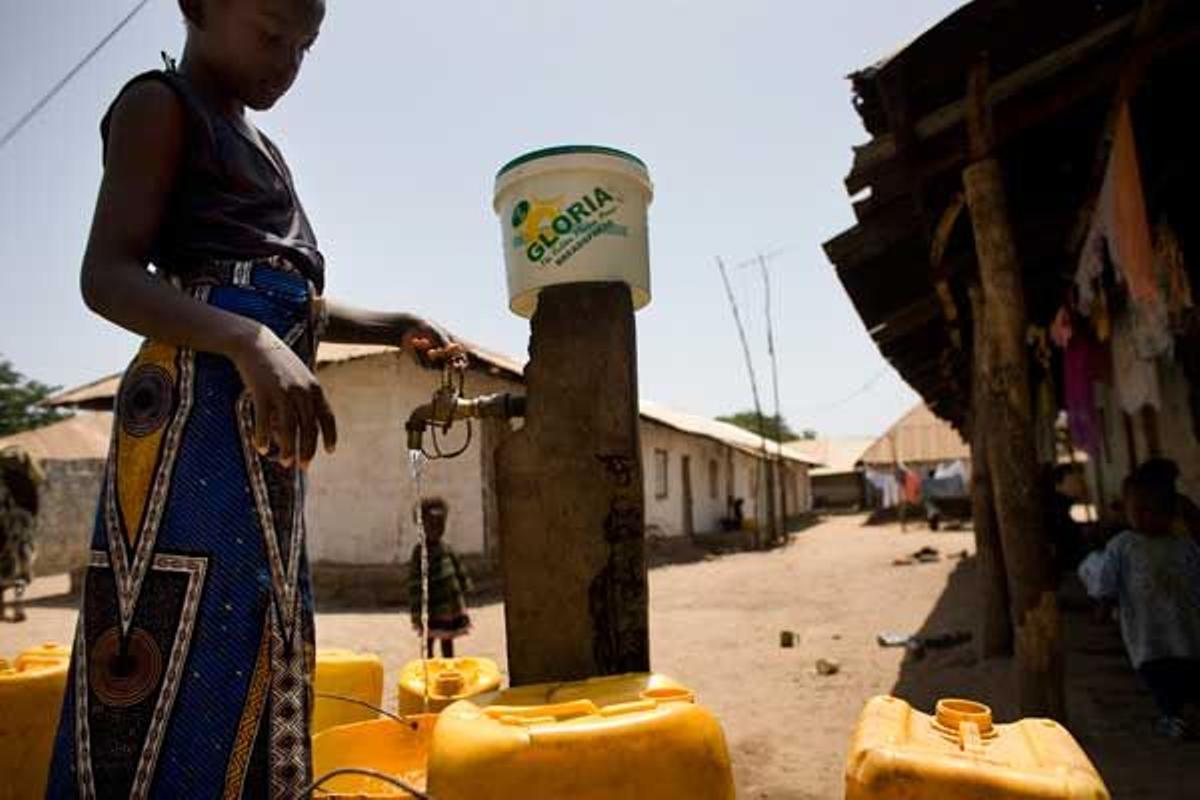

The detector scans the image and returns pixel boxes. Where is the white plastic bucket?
[493,145,653,318]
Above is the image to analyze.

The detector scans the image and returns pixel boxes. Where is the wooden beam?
[823,196,922,267]
[847,11,1138,193]
[851,18,1200,199]
[929,192,966,272]
[870,297,942,345]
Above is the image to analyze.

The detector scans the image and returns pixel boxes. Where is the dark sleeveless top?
[101,69,325,292]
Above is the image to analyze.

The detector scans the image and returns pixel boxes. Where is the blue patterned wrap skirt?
[47,259,320,799]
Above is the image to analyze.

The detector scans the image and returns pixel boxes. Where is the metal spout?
[405,391,525,455]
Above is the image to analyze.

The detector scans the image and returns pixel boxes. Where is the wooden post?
[969,284,1014,658]
[495,283,650,685]
[764,456,778,547]
[963,59,1065,719]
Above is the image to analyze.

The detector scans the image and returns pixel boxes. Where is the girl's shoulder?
[100,69,209,162]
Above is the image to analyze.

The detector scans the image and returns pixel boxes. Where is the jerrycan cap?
[935,698,994,736]
[435,669,465,696]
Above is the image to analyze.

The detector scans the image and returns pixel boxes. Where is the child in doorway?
[47,1,460,795]
[410,497,474,658]
[1078,473,1200,739]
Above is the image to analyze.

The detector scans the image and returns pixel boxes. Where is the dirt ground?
[6,514,1198,798]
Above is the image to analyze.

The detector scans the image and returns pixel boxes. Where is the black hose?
[305,766,430,799]
[314,692,421,730]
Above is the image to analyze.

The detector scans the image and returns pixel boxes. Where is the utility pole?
[759,254,786,542]
[717,257,774,548]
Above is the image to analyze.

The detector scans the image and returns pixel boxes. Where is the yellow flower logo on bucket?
[511,186,625,266]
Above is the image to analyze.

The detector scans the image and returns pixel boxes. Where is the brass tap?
[406,358,525,458]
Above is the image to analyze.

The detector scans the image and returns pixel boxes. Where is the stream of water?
[408,448,431,713]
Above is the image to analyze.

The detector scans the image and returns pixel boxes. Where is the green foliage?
[0,357,68,436]
[717,410,799,443]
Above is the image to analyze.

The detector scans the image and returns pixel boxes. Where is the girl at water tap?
[1079,473,1200,740]
[410,497,474,659]
[47,1,459,795]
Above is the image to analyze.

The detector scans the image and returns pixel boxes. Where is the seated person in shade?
[1045,463,1085,573]
[1078,473,1200,739]
[409,497,473,658]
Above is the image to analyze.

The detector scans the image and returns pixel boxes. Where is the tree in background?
[0,357,68,436]
[717,410,798,443]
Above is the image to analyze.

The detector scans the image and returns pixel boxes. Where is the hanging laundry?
[1177,311,1200,441]
[903,469,923,505]
[933,460,969,483]
[1130,290,1172,360]
[1118,220,1189,360]
[1091,285,1112,342]
[1064,333,1104,455]
[1155,221,1195,325]
[1112,307,1161,414]
[1076,103,1158,310]
[1051,305,1073,349]
[865,468,900,509]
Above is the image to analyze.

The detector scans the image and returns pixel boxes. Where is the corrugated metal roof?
[860,403,970,466]
[47,374,121,408]
[790,436,877,476]
[45,342,812,466]
[639,401,819,465]
[0,412,112,462]
[49,339,526,409]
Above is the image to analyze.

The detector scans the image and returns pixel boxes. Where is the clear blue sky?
[0,1,962,437]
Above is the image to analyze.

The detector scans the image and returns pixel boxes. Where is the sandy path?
[6,515,972,799]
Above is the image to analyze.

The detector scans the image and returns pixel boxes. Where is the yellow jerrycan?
[1,643,70,800]
[396,656,502,715]
[311,714,439,798]
[426,672,735,800]
[845,696,1110,799]
[313,648,385,734]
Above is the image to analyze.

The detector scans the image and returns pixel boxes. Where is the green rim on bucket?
[497,145,647,178]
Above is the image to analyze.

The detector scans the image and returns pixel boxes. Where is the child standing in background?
[410,497,473,658]
[1079,473,1200,739]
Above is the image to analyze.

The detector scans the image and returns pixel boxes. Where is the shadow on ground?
[21,591,78,610]
[889,558,1200,799]
[316,516,826,612]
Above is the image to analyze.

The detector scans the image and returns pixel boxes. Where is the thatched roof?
[823,0,1200,423]
[0,413,112,462]
[860,404,970,466]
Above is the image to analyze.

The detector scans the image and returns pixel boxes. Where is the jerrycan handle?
[484,699,600,722]
[958,720,985,754]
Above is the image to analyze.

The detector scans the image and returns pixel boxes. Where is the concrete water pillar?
[490,145,654,686]
[496,283,649,685]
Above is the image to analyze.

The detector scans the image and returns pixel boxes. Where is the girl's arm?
[450,550,473,594]
[81,80,335,466]
[322,301,460,366]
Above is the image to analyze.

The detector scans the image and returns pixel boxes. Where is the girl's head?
[179,0,324,110]
[421,498,448,543]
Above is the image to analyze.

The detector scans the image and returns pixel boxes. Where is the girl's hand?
[232,326,337,466]
[399,317,465,369]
